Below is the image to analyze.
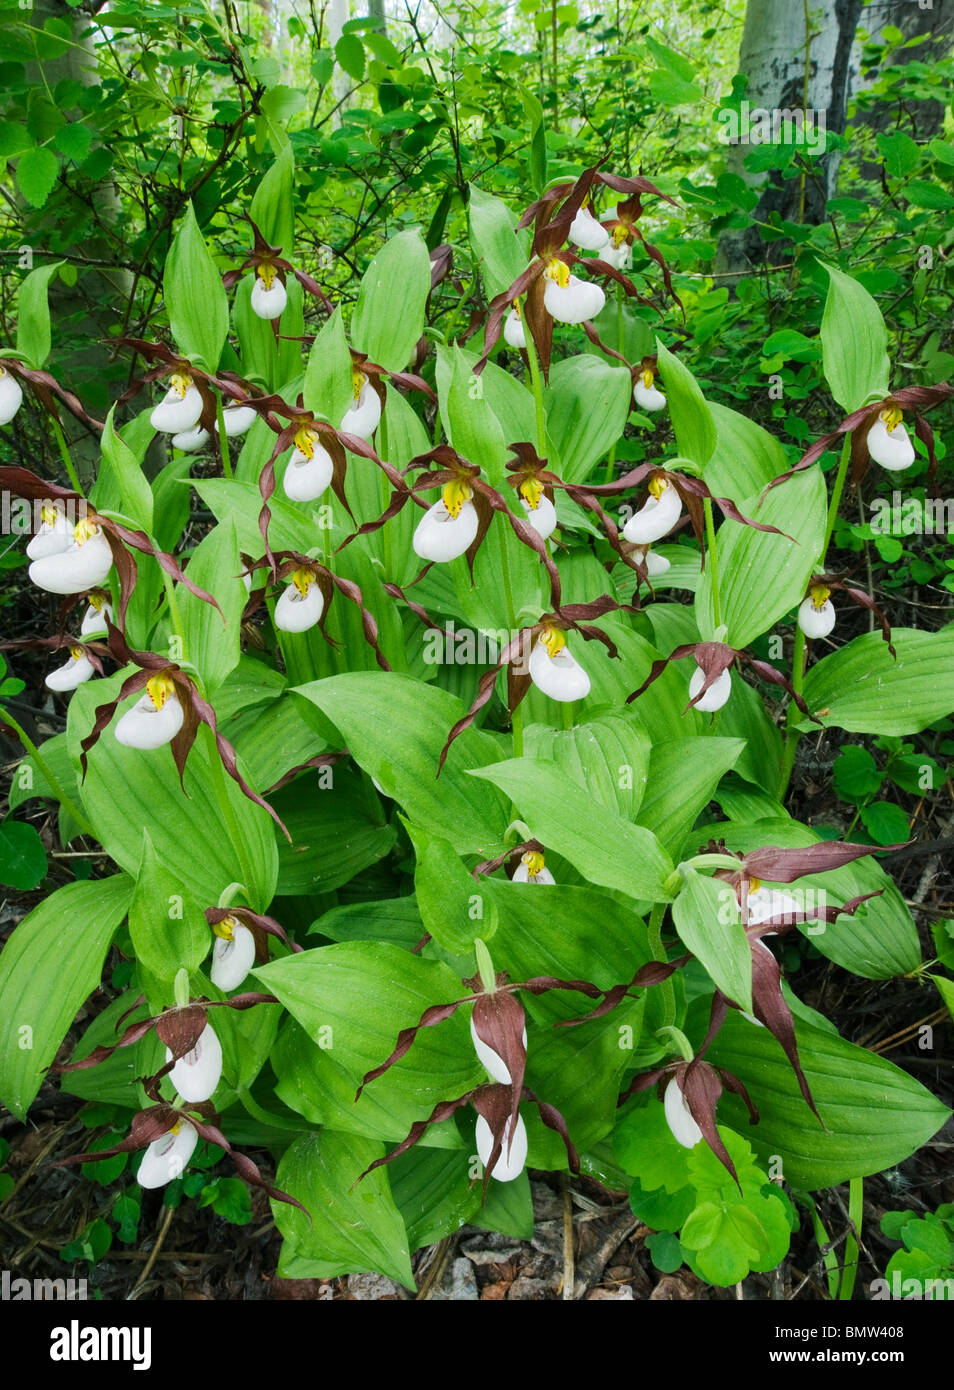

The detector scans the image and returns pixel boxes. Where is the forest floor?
[2,568,952,1301]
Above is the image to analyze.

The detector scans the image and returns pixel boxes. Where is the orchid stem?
[704,498,722,631]
[215,397,233,479]
[202,721,256,904]
[646,900,676,1027]
[603,287,624,484]
[839,1176,863,1300]
[2,709,95,838]
[50,415,83,495]
[655,1024,693,1063]
[777,624,806,802]
[378,407,393,581]
[521,312,548,459]
[822,432,852,559]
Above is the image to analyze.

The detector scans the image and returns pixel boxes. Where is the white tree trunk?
[328,0,350,126]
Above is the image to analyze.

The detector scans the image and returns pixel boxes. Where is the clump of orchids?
[355,940,606,1188]
[560,839,896,1181]
[482,165,681,378]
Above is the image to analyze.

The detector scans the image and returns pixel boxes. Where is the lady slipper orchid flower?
[542,259,606,324]
[628,639,817,723]
[251,270,288,321]
[413,479,480,564]
[55,1102,305,1209]
[504,306,526,349]
[274,567,325,633]
[46,646,95,693]
[866,405,915,472]
[633,364,667,413]
[26,504,73,560]
[80,591,113,637]
[528,625,591,702]
[223,215,332,327]
[150,372,204,434]
[688,662,731,712]
[438,597,627,769]
[622,475,683,544]
[205,905,302,991]
[165,1022,222,1103]
[520,491,558,539]
[245,551,390,669]
[211,918,258,991]
[4,465,220,633]
[282,428,335,502]
[476,1109,528,1182]
[171,424,210,452]
[663,1076,703,1149]
[340,370,383,440]
[138,1119,199,1189]
[114,672,185,750]
[763,383,953,495]
[0,363,24,425]
[798,574,894,651]
[511,848,555,885]
[80,622,288,834]
[29,516,113,595]
[568,204,611,252]
[797,585,836,639]
[478,166,678,379]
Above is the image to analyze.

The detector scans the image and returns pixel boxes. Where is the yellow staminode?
[612,224,628,248]
[89,590,107,611]
[40,504,59,526]
[73,516,101,546]
[640,368,655,389]
[441,477,473,518]
[169,1121,182,1136]
[294,426,318,460]
[746,876,762,896]
[256,262,277,290]
[351,367,366,400]
[520,477,544,511]
[540,626,566,659]
[544,259,571,289]
[809,583,831,609]
[213,916,236,942]
[881,405,903,431]
[521,849,546,878]
[169,371,192,399]
[145,672,176,711]
[292,567,315,597]
[648,475,668,501]
[69,646,84,662]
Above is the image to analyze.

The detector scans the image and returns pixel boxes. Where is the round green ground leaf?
[0,819,47,889]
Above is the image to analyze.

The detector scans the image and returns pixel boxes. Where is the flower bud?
[215,405,257,437]
[475,1110,528,1182]
[688,663,731,712]
[470,1015,528,1084]
[512,849,555,885]
[632,544,670,577]
[137,1120,198,1189]
[663,1077,703,1149]
[504,308,526,349]
[80,592,113,637]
